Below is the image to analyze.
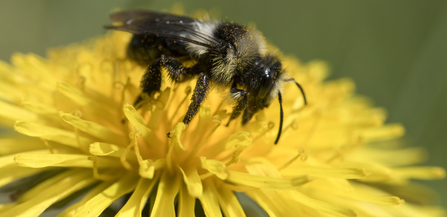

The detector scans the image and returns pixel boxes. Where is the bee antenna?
[274,92,284,145]
[287,78,307,105]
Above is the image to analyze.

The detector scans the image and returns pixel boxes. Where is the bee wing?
[105,10,221,49]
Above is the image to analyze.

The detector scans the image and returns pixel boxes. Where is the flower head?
[0,14,445,217]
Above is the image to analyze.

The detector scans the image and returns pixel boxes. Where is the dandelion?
[0,15,445,217]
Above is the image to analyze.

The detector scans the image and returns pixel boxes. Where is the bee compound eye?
[258,81,270,98]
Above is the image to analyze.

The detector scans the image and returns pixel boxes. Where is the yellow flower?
[0,24,445,217]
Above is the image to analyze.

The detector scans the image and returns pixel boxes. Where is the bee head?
[248,55,285,108]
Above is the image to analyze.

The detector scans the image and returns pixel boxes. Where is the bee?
[105,10,306,144]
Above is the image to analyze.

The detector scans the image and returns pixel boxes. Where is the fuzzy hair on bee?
[105,10,307,144]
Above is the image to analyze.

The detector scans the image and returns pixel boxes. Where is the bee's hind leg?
[182,73,210,125]
[136,55,196,109]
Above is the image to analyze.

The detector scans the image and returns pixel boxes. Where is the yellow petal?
[169,122,186,151]
[215,184,246,217]
[14,153,121,168]
[226,170,311,190]
[289,190,357,217]
[0,138,45,155]
[57,81,118,124]
[57,181,114,217]
[122,104,151,135]
[73,173,139,216]
[60,112,126,144]
[116,175,159,217]
[394,166,446,180]
[0,166,47,188]
[148,88,170,130]
[14,121,94,149]
[198,179,222,217]
[138,160,155,179]
[180,167,203,197]
[17,169,89,202]
[89,142,125,157]
[150,171,181,217]
[0,203,15,214]
[178,183,196,217]
[332,161,393,182]
[246,189,302,217]
[1,150,50,168]
[361,124,405,142]
[206,132,252,158]
[0,100,38,122]
[21,100,59,117]
[0,169,96,217]
[200,157,228,179]
[282,167,371,179]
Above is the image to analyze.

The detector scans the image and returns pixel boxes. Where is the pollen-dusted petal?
[200,157,228,180]
[0,100,38,123]
[150,171,181,217]
[14,153,121,168]
[116,175,159,217]
[73,173,139,216]
[198,179,223,217]
[14,121,94,148]
[123,104,152,135]
[226,170,311,189]
[180,167,203,197]
[60,112,126,144]
[0,169,96,217]
[178,184,196,217]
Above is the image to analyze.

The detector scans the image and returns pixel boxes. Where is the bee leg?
[242,106,255,125]
[182,73,210,125]
[134,58,163,108]
[226,89,248,126]
[160,55,196,82]
[135,55,195,108]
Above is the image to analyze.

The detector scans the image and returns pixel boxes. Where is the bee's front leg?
[226,88,248,126]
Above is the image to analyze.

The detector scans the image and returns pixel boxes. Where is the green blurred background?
[1,0,446,210]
